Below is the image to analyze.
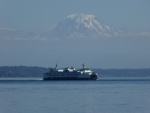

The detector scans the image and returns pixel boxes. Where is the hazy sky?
[0,0,150,68]
[0,0,150,32]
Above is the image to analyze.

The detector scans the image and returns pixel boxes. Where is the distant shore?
[0,66,150,78]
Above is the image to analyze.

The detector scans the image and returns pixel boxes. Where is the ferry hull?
[43,77,97,80]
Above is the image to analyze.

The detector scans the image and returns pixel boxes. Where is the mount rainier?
[41,13,119,39]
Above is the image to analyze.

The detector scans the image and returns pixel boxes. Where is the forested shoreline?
[0,66,150,77]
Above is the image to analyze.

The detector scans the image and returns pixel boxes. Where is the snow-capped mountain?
[41,13,118,39]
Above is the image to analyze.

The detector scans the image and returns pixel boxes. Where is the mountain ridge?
[41,13,119,39]
[1,13,150,40]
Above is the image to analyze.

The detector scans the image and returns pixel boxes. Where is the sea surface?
[0,77,150,113]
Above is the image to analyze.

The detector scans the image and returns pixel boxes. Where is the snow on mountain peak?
[66,13,114,33]
[41,13,118,39]
[67,13,97,29]
[67,13,95,22]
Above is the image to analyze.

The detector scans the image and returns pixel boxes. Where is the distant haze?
[0,0,150,68]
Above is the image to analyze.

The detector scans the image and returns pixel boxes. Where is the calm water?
[0,78,150,113]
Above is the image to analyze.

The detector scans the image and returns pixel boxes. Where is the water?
[0,78,150,113]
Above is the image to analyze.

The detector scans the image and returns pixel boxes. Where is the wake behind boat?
[43,64,98,80]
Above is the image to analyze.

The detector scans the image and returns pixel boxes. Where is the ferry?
[43,64,98,80]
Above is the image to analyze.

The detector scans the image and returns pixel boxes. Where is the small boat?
[43,64,98,80]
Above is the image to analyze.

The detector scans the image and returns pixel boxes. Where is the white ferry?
[43,64,98,80]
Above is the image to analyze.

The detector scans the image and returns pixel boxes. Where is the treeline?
[94,69,150,77]
[0,66,48,77]
[0,66,150,77]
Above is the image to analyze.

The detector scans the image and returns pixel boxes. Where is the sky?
[0,0,150,68]
[0,0,150,32]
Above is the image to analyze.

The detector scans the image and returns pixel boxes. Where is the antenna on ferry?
[82,63,85,69]
[55,63,58,69]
